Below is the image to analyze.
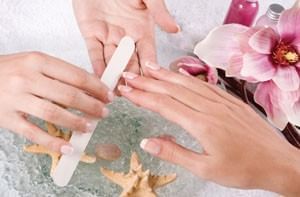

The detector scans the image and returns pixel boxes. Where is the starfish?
[101,152,176,197]
[24,122,96,176]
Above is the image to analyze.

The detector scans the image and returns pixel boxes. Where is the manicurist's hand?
[0,52,113,154]
[73,0,179,76]
[118,62,300,197]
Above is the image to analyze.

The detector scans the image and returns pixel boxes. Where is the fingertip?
[118,85,133,93]
[60,144,74,155]
[140,138,161,155]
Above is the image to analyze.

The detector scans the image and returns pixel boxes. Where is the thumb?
[140,137,207,177]
[143,0,180,33]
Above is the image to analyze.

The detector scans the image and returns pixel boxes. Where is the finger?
[126,52,140,74]
[136,37,157,75]
[122,72,218,114]
[11,115,72,154]
[30,75,109,118]
[116,52,140,95]
[84,37,105,76]
[104,44,117,65]
[118,85,209,138]
[105,24,126,45]
[143,0,179,33]
[140,137,207,177]
[34,54,111,102]
[17,95,94,133]
[144,62,244,109]
[157,134,177,142]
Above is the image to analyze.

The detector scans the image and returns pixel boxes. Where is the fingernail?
[122,72,138,80]
[108,91,115,102]
[145,61,160,71]
[179,68,191,76]
[176,25,181,33]
[86,121,96,132]
[102,107,110,118]
[118,85,133,93]
[61,145,74,155]
[140,139,161,155]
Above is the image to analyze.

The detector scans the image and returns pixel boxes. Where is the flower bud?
[170,56,218,84]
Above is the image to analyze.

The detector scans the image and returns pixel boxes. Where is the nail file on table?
[51,36,135,187]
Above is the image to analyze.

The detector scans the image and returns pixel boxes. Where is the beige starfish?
[101,152,176,197]
[24,122,96,176]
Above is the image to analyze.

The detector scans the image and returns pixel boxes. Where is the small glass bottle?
[223,0,259,26]
[256,4,285,30]
[294,0,300,8]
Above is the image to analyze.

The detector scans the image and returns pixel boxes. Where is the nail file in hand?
[51,36,135,187]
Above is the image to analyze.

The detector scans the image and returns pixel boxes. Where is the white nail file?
[51,36,135,187]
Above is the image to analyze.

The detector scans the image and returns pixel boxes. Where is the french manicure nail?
[118,85,133,93]
[122,72,138,80]
[176,25,181,33]
[145,61,161,71]
[140,139,161,155]
[108,91,115,102]
[86,121,96,132]
[61,145,74,155]
[102,107,110,118]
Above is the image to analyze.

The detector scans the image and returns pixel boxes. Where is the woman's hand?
[0,52,113,154]
[118,62,300,197]
[73,0,179,76]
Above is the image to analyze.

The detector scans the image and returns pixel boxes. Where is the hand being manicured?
[119,62,300,197]
[73,0,179,76]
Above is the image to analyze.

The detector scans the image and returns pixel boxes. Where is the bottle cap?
[267,4,285,21]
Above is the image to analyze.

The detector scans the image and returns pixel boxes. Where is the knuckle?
[90,102,103,117]
[18,123,37,143]
[155,95,170,108]
[8,75,27,90]
[46,139,61,152]
[164,146,177,162]
[41,103,58,121]
[72,118,86,130]
[66,90,80,106]
[74,70,89,87]
[25,51,46,64]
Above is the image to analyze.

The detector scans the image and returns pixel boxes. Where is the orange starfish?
[24,122,96,176]
[101,152,176,197]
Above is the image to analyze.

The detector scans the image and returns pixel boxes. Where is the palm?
[73,0,178,76]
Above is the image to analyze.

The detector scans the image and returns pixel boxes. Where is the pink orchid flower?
[169,56,218,84]
[193,8,300,129]
[255,81,300,130]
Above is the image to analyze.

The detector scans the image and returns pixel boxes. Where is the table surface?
[0,0,295,196]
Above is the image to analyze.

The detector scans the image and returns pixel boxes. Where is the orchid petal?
[169,56,203,73]
[278,8,300,43]
[254,81,289,130]
[227,54,258,82]
[273,66,300,91]
[194,24,249,69]
[294,36,300,52]
[227,54,243,77]
[238,27,262,53]
[249,28,278,54]
[275,88,300,127]
[287,101,300,127]
[241,53,276,81]
[206,67,219,85]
